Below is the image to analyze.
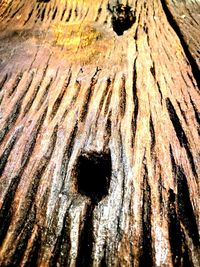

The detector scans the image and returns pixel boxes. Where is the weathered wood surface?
[0,0,199,266]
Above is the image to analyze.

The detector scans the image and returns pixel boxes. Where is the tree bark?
[0,0,199,266]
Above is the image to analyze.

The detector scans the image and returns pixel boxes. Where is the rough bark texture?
[0,0,199,266]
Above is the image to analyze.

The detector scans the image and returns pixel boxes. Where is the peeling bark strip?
[0,0,200,266]
[166,98,197,178]
[160,0,200,87]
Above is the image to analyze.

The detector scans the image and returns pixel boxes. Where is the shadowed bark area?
[0,0,199,266]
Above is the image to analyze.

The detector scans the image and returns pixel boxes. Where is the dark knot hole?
[76,151,112,204]
[76,151,112,266]
[108,3,136,36]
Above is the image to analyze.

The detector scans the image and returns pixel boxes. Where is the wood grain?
[0,0,199,266]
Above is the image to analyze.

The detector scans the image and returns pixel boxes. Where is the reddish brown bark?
[0,0,199,266]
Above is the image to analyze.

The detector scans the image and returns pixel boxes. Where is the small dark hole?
[108,4,136,36]
[76,151,112,266]
[37,0,50,3]
[76,151,112,204]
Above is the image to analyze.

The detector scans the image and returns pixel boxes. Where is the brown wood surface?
[0,0,199,266]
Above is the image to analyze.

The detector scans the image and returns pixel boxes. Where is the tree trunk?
[0,0,199,266]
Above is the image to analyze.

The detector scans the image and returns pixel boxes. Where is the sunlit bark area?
[0,0,199,266]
